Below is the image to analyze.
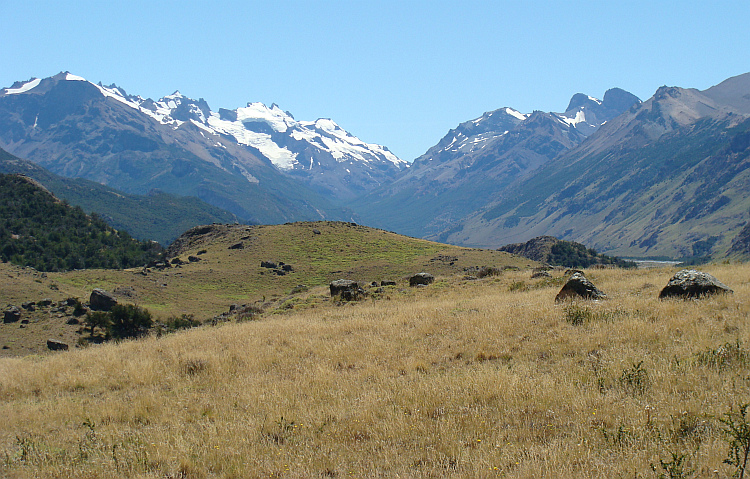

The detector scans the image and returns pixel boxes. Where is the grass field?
[0,245,748,477]
[0,222,534,356]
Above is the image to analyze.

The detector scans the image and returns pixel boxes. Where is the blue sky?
[2,1,749,161]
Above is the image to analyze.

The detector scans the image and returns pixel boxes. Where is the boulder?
[21,301,36,311]
[188,255,201,263]
[313,229,321,235]
[261,261,277,269]
[282,264,294,272]
[555,273,606,302]
[409,273,435,287]
[46,339,69,351]
[38,298,53,307]
[531,271,551,279]
[228,242,244,250]
[381,280,396,286]
[89,288,118,311]
[658,270,733,299]
[330,280,361,300]
[3,306,21,323]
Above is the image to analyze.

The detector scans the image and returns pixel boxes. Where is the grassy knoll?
[0,221,533,356]
[0,261,748,477]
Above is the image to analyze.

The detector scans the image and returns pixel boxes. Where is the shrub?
[619,360,649,395]
[476,266,502,279]
[84,311,111,336]
[108,304,153,339]
[719,404,750,479]
[696,341,749,371]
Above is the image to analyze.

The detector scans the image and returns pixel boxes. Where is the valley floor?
[0,264,748,478]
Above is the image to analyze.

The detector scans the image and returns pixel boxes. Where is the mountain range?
[1,71,749,260]
[0,72,405,226]
[440,73,750,260]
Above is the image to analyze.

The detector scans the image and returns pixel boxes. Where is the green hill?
[0,174,162,271]
[0,147,240,245]
[498,236,637,268]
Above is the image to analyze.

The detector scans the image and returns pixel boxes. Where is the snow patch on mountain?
[2,78,41,95]
[505,107,527,121]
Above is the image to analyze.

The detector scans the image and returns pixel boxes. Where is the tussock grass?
[0,264,748,477]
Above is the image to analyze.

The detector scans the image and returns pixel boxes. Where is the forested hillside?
[0,174,162,271]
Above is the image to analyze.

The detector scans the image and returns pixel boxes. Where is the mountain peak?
[602,88,641,112]
[565,93,602,113]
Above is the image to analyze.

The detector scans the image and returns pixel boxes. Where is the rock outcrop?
[409,273,435,287]
[555,273,606,302]
[3,306,21,323]
[89,288,118,311]
[658,270,733,299]
[330,280,362,301]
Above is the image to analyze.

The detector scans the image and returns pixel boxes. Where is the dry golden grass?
[0,263,748,478]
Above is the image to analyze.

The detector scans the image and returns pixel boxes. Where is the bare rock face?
[555,273,606,302]
[658,270,733,299]
[89,288,118,311]
[409,273,435,287]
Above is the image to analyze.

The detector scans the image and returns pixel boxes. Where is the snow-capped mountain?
[0,72,409,224]
[351,88,640,238]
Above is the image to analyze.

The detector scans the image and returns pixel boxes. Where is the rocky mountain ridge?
[443,73,750,260]
[350,87,640,238]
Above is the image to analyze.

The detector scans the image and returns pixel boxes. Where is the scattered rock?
[66,318,79,325]
[20,319,29,324]
[282,264,294,272]
[409,273,435,287]
[381,280,396,286]
[21,301,36,311]
[64,298,77,306]
[38,298,53,307]
[658,270,733,299]
[188,255,201,263]
[3,306,21,323]
[555,273,606,302]
[291,285,308,294]
[89,288,118,311]
[273,269,286,276]
[261,261,277,269]
[531,271,551,279]
[113,286,136,298]
[313,229,321,235]
[46,339,69,351]
[228,242,244,250]
[564,269,585,277]
[171,257,184,265]
[330,279,362,300]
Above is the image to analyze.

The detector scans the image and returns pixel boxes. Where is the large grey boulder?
[409,273,435,287]
[659,270,733,299]
[89,288,118,311]
[555,273,606,302]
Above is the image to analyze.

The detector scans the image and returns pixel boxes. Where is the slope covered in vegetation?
[499,235,636,268]
[0,147,239,245]
[0,174,162,271]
